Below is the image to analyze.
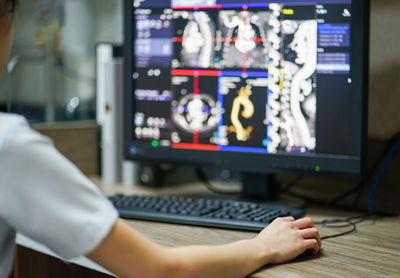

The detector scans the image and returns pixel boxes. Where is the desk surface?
[18,181,400,278]
[99,181,400,278]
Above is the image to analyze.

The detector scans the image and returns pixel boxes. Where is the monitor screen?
[124,0,369,177]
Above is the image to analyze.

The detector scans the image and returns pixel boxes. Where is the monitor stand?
[241,172,280,200]
[240,172,305,209]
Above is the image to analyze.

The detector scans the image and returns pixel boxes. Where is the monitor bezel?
[123,0,370,177]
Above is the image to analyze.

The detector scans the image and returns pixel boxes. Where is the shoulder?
[0,113,50,152]
[0,113,28,146]
[0,112,28,129]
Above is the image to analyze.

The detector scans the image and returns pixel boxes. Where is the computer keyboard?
[108,194,305,232]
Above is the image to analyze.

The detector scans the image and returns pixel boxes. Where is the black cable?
[348,131,400,207]
[196,168,380,241]
[329,181,364,206]
[355,131,400,208]
[346,214,371,225]
[285,191,365,212]
[197,130,400,206]
[279,174,364,209]
[323,131,400,208]
[367,138,400,214]
[195,168,241,195]
[319,220,356,240]
[315,214,370,240]
[280,176,304,193]
[285,131,400,212]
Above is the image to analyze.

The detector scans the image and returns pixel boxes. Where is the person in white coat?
[0,1,321,277]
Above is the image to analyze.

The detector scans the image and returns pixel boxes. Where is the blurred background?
[0,0,399,138]
[0,0,399,192]
[4,2,399,277]
[0,0,123,123]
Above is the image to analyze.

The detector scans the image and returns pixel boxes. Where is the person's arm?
[88,217,321,278]
[0,116,320,277]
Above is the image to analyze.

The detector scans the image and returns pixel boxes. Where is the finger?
[300,228,321,246]
[303,238,320,255]
[294,217,314,229]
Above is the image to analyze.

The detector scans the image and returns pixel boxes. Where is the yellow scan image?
[229,84,255,141]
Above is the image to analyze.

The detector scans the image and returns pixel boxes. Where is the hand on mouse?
[254,217,321,265]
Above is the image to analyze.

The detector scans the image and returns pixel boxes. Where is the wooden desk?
[16,182,400,278]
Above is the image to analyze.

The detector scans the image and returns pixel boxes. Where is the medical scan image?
[135,3,327,154]
[267,17,318,153]
[219,75,269,148]
[217,10,274,70]
[172,11,217,68]
[170,74,220,144]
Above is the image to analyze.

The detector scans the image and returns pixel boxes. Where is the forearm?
[88,217,320,278]
[88,220,270,278]
[88,219,169,278]
[165,239,271,278]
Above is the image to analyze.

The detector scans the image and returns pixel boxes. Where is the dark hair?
[0,0,17,16]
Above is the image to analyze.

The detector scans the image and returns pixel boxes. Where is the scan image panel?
[217,9,274,70]
[172,10,218,69]
[267,15,318,154]
[219,74,268,149]
[133,68,174,144]
[171,7,278,71]
[170,72,220,145]
[135,9,173,68]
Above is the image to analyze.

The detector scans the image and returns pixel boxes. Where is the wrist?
[249,237,277,266]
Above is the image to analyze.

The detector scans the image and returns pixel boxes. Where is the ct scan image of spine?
[267,5,317,154]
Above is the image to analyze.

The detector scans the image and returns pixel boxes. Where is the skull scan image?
[175,11,215,68]
[218,10,272,69]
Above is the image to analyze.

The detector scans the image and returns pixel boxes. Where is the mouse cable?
[195,168,241,195]
[315,214,370,240]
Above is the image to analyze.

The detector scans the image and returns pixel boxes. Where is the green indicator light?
[151,140,159,147]
[315,166,321,173]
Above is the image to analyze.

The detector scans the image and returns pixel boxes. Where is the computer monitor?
[123,0,369,199]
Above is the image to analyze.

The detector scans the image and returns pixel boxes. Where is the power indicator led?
[151,140,159,147]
